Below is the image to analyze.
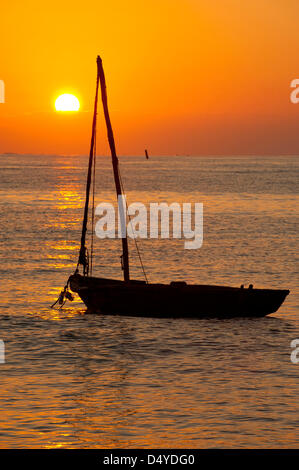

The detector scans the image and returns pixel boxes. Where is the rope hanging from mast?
[52,55,148,309]
[76,58,100,276]
[118,170,148,284]
[97,55,130,283]
[90,123,97,276]
[76,55,148,283]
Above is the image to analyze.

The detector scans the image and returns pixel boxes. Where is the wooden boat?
[59,56,289,318]
[68,275,289,318]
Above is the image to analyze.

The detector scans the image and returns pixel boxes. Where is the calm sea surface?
[0,154,298,448]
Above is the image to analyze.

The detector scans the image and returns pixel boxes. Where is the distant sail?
[145,149,149,159]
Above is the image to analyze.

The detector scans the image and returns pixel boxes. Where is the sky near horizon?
[0,0,299,156]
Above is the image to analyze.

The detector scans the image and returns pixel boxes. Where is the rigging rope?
[50,279,74,309]
[90,121,97,276]
[119,168,149,284]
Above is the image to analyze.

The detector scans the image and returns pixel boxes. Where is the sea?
[0,154,298,448]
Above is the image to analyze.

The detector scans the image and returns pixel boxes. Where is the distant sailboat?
[145,149,149,159]
[55,56,289,318]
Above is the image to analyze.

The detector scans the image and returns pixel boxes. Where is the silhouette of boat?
[62,56,289,318]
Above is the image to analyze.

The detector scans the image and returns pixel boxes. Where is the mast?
[145,149,149,159]
[97,56,130,282]
[77,57,100,276]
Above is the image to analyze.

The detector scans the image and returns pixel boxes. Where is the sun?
[55,94,80,111]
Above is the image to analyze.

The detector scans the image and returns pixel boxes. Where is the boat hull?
[69,274,289,318]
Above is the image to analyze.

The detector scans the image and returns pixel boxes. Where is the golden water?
[0,155,298,447]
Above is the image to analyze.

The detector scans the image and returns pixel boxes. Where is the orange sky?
[0,0,299,155]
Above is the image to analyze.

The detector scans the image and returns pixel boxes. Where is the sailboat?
[60,56,289,318]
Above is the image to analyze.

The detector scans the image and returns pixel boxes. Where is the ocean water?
[0,154,298,448]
